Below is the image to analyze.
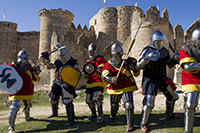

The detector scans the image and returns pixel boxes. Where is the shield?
[82,62,97,76]
[146,50,160,61]
[0,65,23,95]
[59,65,81,88]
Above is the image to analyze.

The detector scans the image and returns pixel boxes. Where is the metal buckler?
[146,49,160,61]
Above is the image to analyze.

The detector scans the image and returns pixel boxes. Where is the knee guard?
[93,91,103,107]
[184,91,199,133]
[9,100,21,131]
[85,93,95,109]
[122,91,134,110]
[122,92,134,124]
[141,95,155,125]
[62,98,73,106]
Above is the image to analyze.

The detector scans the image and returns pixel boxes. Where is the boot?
[47,102,58,118]
[165,113,181,119]
[105,108,118,123]
[126,124,134,132]
[85,107,97,120]
[141,124,148,132]
[66,102,75,126]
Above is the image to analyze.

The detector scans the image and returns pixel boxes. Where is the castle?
[0,5,199,91]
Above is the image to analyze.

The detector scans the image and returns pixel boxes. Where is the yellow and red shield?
[59,65,81,88]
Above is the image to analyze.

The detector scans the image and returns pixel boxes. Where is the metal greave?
[66,102,75,122]
[184,92,199,133]
[8,100,20,131]
[97,105,103,117]
[51,101,58,116]
[126,109,134,124]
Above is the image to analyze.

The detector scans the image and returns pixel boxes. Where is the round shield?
[0,65,23,95]
[146,50,160,61]
[83,62,97,76]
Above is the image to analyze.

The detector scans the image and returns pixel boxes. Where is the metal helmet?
[58,46,71,64]
[88,43,98,59]
[191,27,200,48]
[17,50,28,66]
[111,43,124,63]
[151,30,164,50]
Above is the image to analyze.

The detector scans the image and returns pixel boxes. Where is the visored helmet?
[191,27,200,48]
[17,50,28,66]
[88,43,98,59]
[111,43,124,63]
[151,30,164,50]
[58,46,71,64]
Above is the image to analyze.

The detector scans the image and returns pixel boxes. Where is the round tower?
[130,6,173,59]
[38,8,74,54]
[126,6,175,81]
[38,8,74,89]
[0,21,18,64]
[116,5,135,44]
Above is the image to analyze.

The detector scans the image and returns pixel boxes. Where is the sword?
[116,22,142,77]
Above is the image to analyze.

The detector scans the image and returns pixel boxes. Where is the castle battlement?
[38,8,74,22]
[0,21,17,30]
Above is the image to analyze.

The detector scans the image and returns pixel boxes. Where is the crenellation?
[83,25,88,30]
[71,23,75,29]
[0,21,17,30]
[162,9,169,20]
[77,24,82,29]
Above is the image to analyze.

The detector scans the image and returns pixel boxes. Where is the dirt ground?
[0,86,185,128]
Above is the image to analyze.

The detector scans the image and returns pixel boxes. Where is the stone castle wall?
[0,6,200,91]
[0,21,18,64]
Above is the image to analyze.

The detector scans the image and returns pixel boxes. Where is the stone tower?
[0,21,18,64]
[38,8,74,54]
[38,8,74,88]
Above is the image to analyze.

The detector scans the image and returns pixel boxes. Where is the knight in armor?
[102,43,140,132]
[7,50,41,133]
[179,27,200,133]
[82,43,107,123]
[137,30,181,132]
[42,46,78,126]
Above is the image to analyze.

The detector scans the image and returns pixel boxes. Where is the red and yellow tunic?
[86,55,107,88]
[102,57,140,94]
[179,46,200,92]
[8,63,40,101]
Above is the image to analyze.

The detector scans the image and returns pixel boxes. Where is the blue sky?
[0,0,199,32]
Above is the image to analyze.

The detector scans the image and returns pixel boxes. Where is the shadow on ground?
[15,112,200,133]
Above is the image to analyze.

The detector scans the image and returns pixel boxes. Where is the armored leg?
[8,100,21,131]
[66,101,75,126]
[47,99,58,118]
[85,93,97,119]
[106,94,122,122]
[93,91,104,123]
[184,91,199,133]
[48,82,62,118]
[22,99,33,121]
[122,91,134,132]
[140,94,155,125]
